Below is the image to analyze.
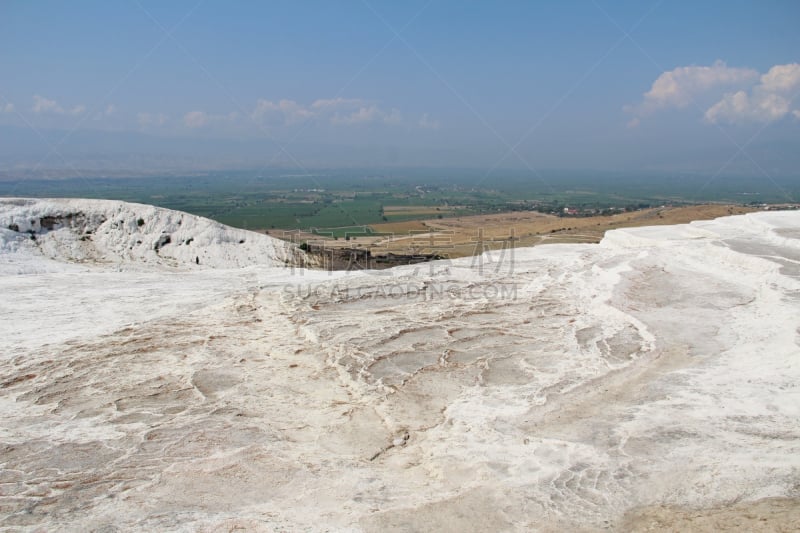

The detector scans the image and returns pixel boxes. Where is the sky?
[1,0,799,174]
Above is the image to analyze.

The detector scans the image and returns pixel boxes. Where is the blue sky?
[1,0,798,171]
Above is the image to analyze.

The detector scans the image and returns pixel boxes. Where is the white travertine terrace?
[1,198,798,531]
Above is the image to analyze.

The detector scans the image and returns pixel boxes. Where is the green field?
[1,168,797,233]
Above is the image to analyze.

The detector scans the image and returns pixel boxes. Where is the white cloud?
[705,91,790,123]
[628,61,800,126]
[93,104,116,121]
[419,113,440,129]
[32,95,63,114]
[183,110,240,129]
[251,99,314,124]
[184,110,208,128]
[1,103,14,114]
[759,63,800,93]
[705,63,800,124]
[331,105,404,126]
[384,108,403,125]
[251,98,408,127]
[310,98,364,110]
[333,105,381,125]
[137,112,167,127]
[31,95,85,115]
[626,61,758,120]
